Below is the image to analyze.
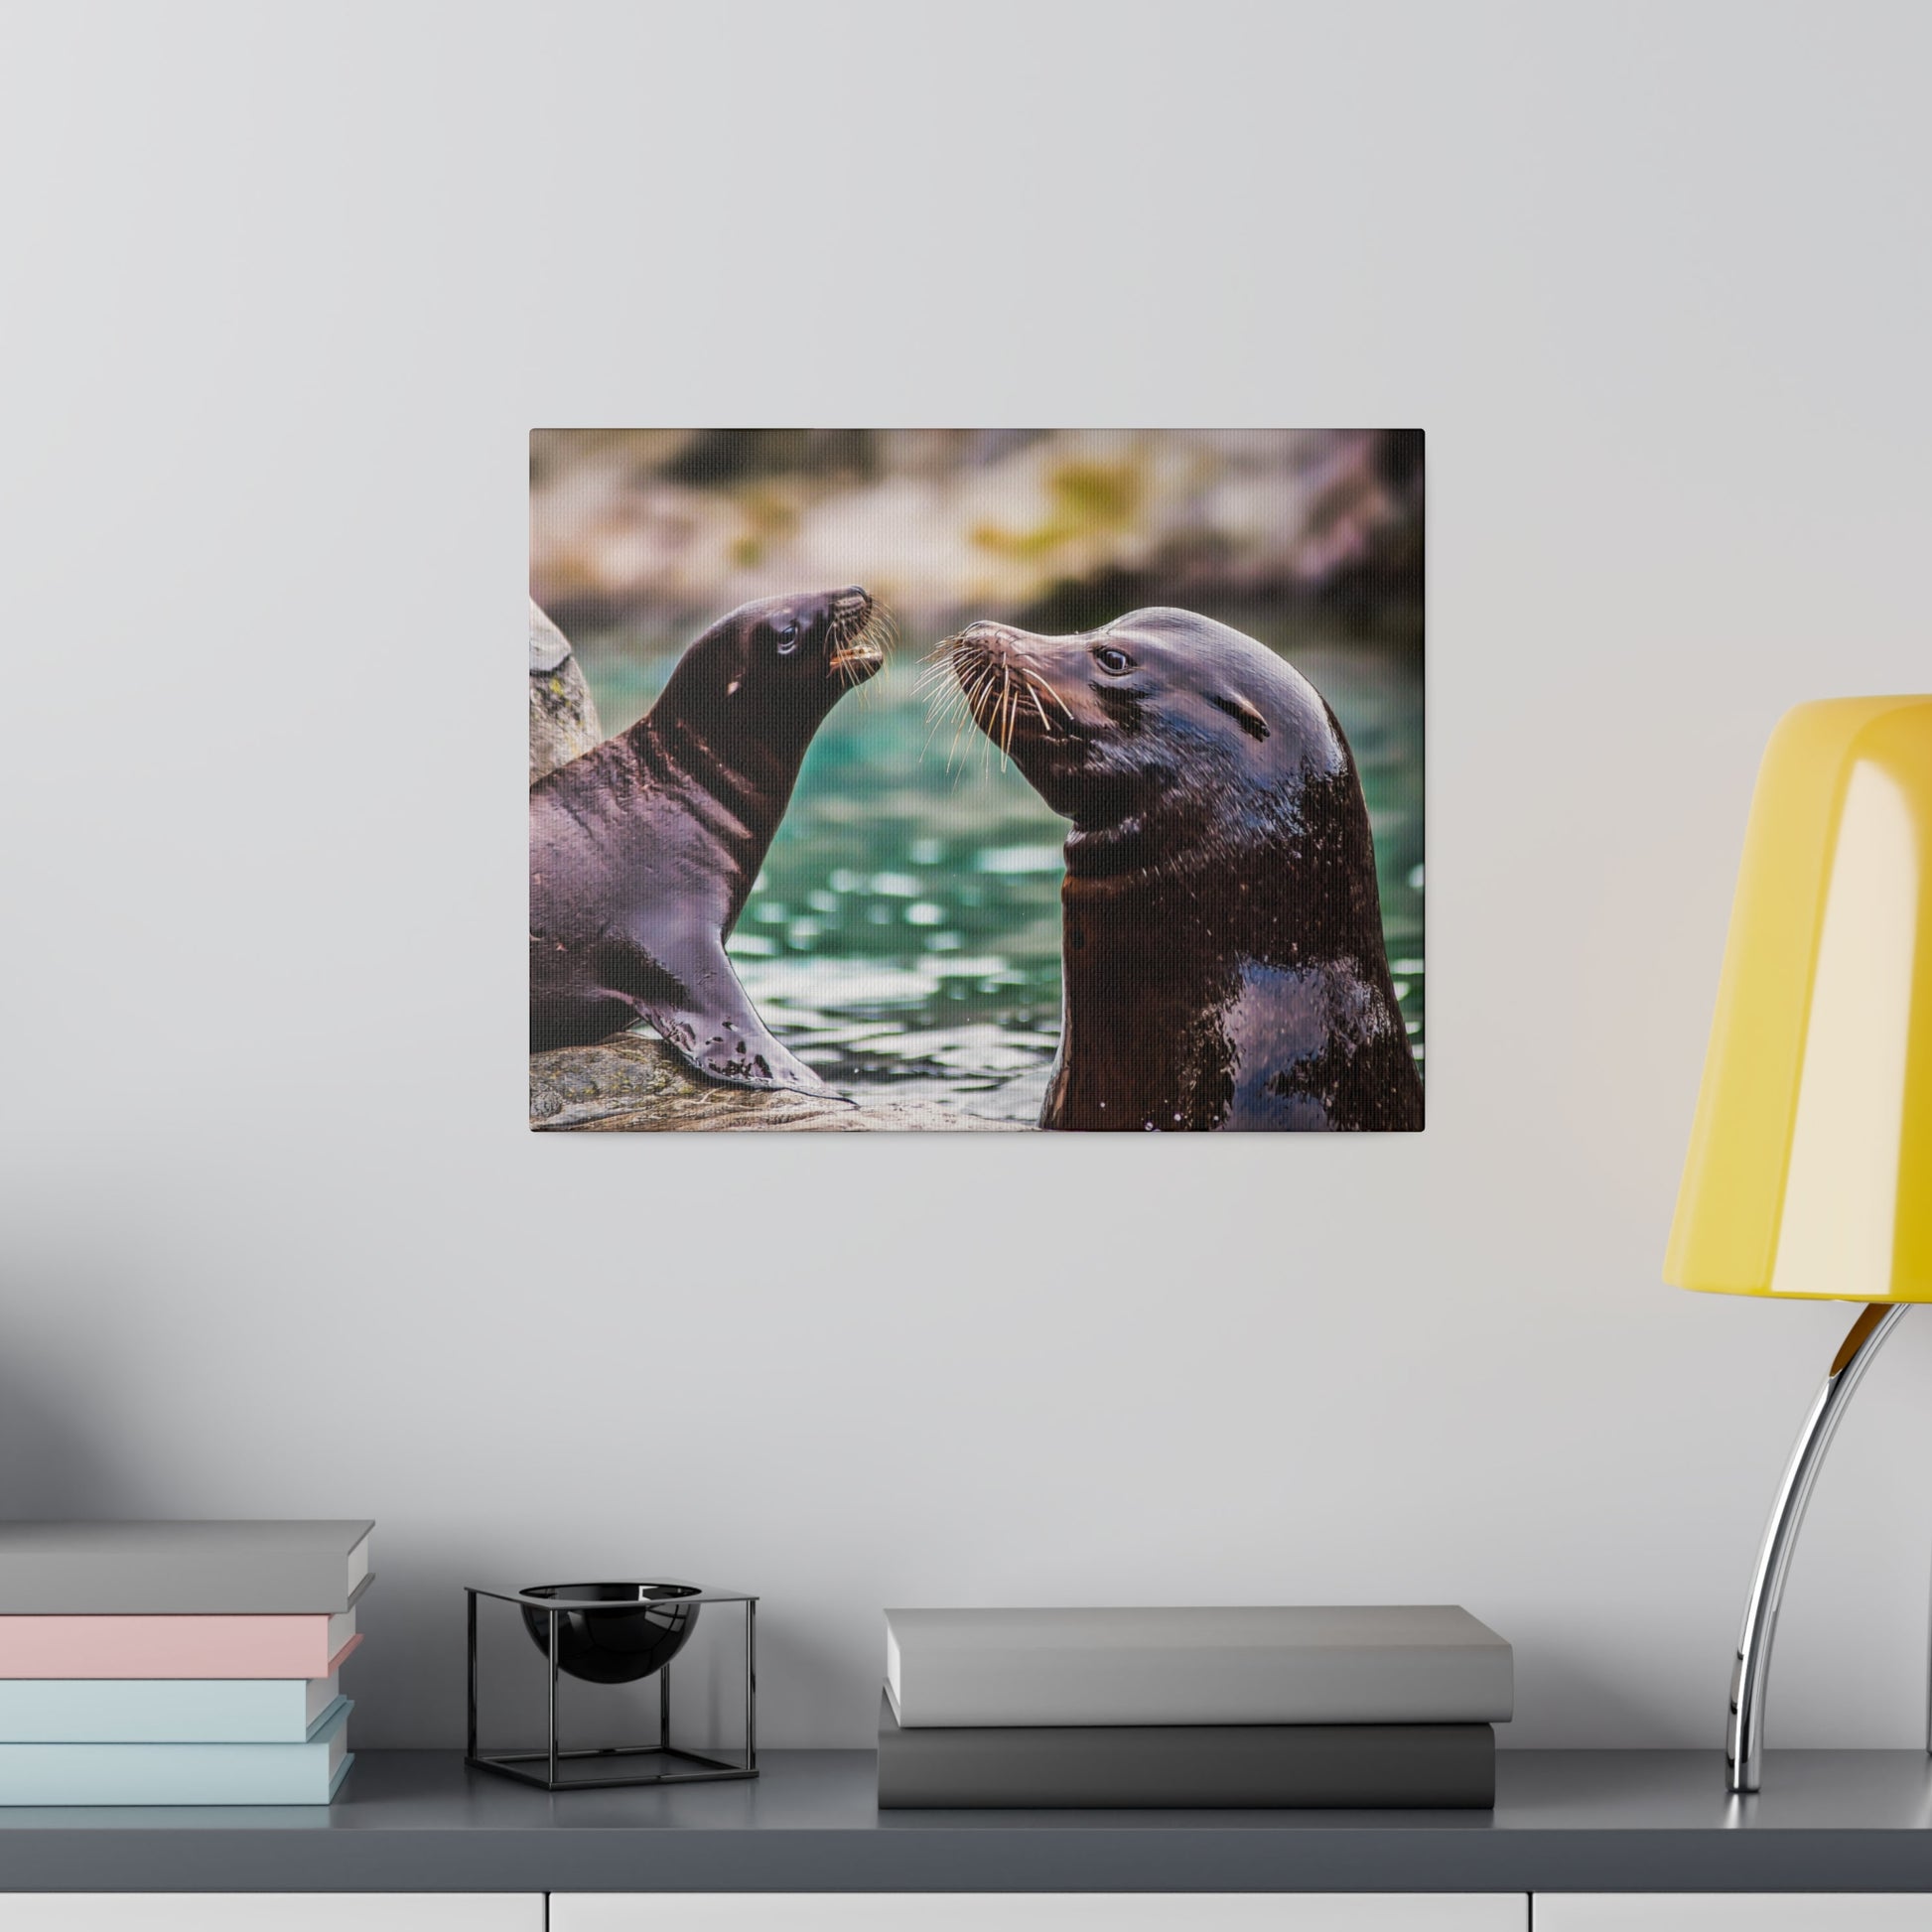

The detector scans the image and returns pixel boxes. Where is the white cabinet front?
[0,1897,544,1931]
[1535,1899,1932,1931]
[551,1896,1527,1931]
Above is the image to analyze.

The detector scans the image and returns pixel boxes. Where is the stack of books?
[878,1604,1511,1808]
[0,1521,371,1805]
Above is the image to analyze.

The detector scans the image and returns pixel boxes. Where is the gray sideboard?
[1,1750,1931,1899]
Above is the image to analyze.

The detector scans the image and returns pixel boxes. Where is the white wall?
[2,0,1929,1751]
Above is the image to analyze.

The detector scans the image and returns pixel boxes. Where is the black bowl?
[519,1582,702,1685]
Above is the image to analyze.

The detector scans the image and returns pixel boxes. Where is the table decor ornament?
[464,1581,756,1791]
[516,1581,700,1684]
[1665,695,1932,1793]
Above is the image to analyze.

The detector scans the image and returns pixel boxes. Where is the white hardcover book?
[884,1605,1514,1728]
[0,1521,373,1614]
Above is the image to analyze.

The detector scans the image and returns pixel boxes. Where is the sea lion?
[937,607,1422,1131]
[530,588,891,1092]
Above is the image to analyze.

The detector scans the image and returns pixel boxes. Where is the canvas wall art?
[529,430,1424,1132]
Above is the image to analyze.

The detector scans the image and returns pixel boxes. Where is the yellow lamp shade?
[1666,696,1932,1302]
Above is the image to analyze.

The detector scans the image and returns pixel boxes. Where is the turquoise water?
[576,621,1423,1124]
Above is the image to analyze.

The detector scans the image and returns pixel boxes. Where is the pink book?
[0,1611,359,1679]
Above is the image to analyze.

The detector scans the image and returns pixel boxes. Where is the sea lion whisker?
[921,659,965,711]
[936,664,977,726]
[842,657,876,705]
[952,686,992,767]
[929,635,980,691]
[979,672,1006,742]
[916,682,957,719]
[915,641,971,694]
[918,688,958,742]
[967,669,1001,738]
[935,664,974,714]
[955,661,985,700]
[949,670,996,772]
[1004,667,1023,760]
[920,691,963,761]
[984,671,1007,776]
[859,612,896,662]
[947,710,977,773]
[937,678,982,756]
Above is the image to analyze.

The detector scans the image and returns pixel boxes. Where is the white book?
[884,1605,1514,1728]
[0,1521,372,1614]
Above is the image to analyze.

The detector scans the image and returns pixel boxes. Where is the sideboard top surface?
[2,1749,1931,1892]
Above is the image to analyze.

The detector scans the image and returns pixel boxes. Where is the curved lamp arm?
[1727,1301,1909,1793]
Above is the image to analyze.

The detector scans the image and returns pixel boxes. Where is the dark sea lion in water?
[938,608,1422,1131]
[530,588,891,1092]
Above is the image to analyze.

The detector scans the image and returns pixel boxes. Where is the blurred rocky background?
[531,428,1421,651]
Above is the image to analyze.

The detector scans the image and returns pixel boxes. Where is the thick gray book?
[877,1693,1494,1808]
[0,1522,374,1614]
[884,1605,1512,1728]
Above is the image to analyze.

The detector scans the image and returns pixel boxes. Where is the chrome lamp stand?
[1726,1303,1910,1793]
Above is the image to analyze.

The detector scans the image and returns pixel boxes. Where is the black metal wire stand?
[464,1585,759,1792]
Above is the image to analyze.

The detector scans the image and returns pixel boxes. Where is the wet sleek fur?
[530,589,886,1093]
[941,607,1423,1131]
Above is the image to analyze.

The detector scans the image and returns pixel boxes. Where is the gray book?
[0,1521,374,1613]
[877,1693,1494,1809]
[885,1605,1512,1728]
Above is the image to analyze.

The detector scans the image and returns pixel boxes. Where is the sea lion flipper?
[640,938,840,1100]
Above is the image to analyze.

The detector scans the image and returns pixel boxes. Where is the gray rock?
[529,599,603,784]
[529,1035,1023,1133]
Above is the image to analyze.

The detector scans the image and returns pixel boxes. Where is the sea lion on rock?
[530,588,891,1092]
[936,608,1422,1131]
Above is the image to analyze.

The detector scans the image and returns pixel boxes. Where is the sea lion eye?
[1093,645,1132,675]
[773,621,800,655]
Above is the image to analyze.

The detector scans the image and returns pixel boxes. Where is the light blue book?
[0,1699,350,1804]
[0,1671,344,1743]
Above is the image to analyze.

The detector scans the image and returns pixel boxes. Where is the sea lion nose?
[834,587,869,610]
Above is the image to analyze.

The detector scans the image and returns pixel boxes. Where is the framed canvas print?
[530,430,1423,1133]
